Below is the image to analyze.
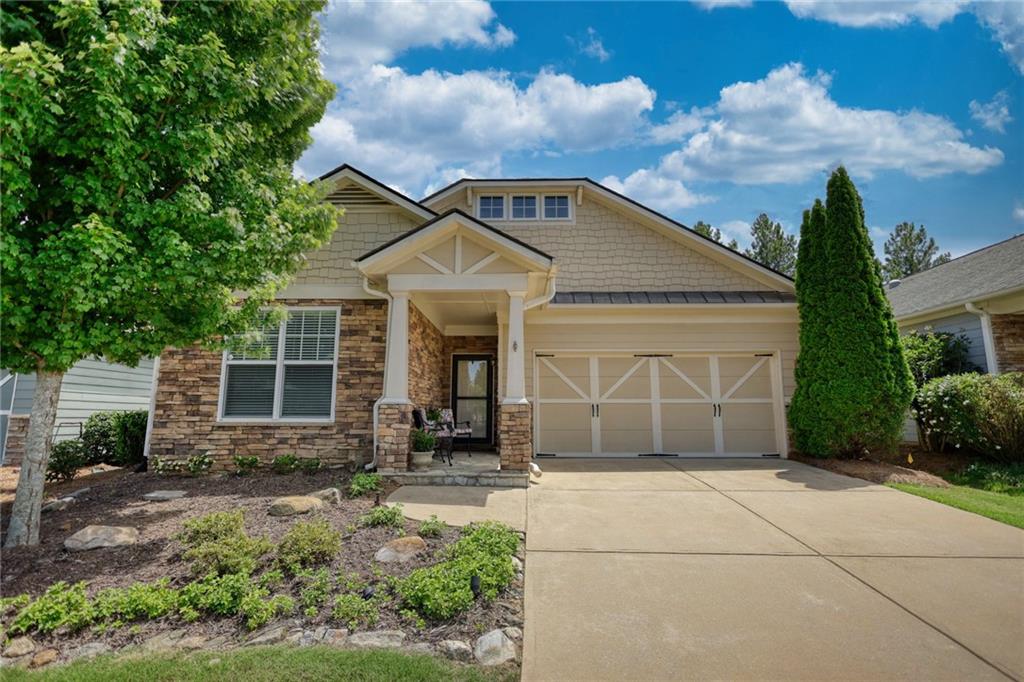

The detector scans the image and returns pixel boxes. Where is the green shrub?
[92,579,178,626]
[186,452,214,476]
[271,453,300,474]
[297,457,321,474]
[81,412,118,465]
[359,504,405,529]
[46,439,86,482]
[418,515,446,538]
[81,410,148,467]
[239,590,295,630]
[178,572,251,621]
[916,372,1024,462]
[330,593,379,630]
[348,472,383,498]
[8,581,94,635]
[257,569,285,590]
[0,594,31,617]
[450,521,519,560]
[948,462,1024,495]
[151,456,183,475]
[276,519,342,573]
[789,168,914,457]
[410,428,436,452]
[178,511,246,547]
[233,455,260,476]
[396,562,475,621]
[298,568,334,616]
[902,330,977,388]
[183,534,273,576]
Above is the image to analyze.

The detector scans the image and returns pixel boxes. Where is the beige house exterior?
[148,165,799,478]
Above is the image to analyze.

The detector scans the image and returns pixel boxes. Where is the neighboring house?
[148,165,798,475]
[0,358,156,466]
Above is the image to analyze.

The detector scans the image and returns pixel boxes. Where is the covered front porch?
[356,210,555,479]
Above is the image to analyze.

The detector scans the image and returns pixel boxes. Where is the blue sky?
[298,1,1024,257]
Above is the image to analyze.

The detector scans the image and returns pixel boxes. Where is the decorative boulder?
[41,497,75,513]
[310,488,342,505]
[438,639,474,662]
[348,630,406,649]
[64,525,139,551]
[29,649,58,668]
[474,629,517,666]
[65,643,112,662]
[3,637,36,658]
[268,496,324,516]
[143,490,187,501]
[374,536,427,563]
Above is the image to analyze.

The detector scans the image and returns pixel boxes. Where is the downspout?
[965,302,999,374]
[142,356,161,463]
[362,275,392,470]
[525,265,558,311]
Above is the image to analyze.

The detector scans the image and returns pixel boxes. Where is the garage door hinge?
[754,353,773,357]
[639,453,679,457]
[634,353,672,357]
[536,353,555,358]
[761,453,781,458]
[535,452,557,457]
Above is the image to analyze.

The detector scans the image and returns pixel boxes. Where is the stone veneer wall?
[992,314,1024,373]
[148,299,386,470]
[498,403,532,471]
[377,403,412,472]
[2,414,29,467]
[408,303,446,411]
[442,336,499,444]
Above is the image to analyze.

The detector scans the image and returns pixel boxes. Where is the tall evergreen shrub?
[789,168,914,457]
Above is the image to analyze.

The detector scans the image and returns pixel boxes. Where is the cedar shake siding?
[148,300,386,469]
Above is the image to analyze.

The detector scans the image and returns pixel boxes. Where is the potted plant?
[410,428,437,470]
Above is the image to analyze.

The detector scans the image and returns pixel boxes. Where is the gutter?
[361,275,392,470]
[964,302,999,374]
[525,266,558,310]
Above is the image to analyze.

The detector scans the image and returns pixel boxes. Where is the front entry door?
[452,355,494,444]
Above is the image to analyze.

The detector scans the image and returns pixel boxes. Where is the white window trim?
[509,194,539,221]
[217,307,340,423]
[476,194,507,221]
[541,193,573,221]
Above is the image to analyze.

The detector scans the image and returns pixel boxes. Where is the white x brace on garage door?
[534,352,786,457]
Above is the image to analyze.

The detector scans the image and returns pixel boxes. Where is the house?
[147,165,798,476]
[887,235,1024,375]
[0,359,156,466]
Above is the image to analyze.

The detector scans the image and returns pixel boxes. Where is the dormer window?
[511,195,537,219]
[478,195,505,220]
[543,195,570,220]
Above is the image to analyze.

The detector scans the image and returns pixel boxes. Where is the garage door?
[535,353,783,457]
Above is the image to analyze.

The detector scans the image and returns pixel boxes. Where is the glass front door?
[452,355,493,443]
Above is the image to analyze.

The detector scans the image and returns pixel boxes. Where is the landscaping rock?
[503,626,523,641]
[310,488,342,505]
[143,490,187,501]
[3,636,36,658]
[511,556,523,572]
[204,635,231,650]
[246,623,289,646]
[406,642,433,655]
[348,630,406,649]
[64,525,139,551]
[141,629,188,653]
[474,629,517,666]
[65,487,91,498]
[65,642,112,662]
[42,497,76,513]
[0,655,30,669]
[30,649,58,668]
[319,628,349,647]
[437,639,474,662]
[176,635,207,651]
[374,536,427,563]
[268,496,324,516]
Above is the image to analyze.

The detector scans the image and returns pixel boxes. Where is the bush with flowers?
[915,372,1023,463]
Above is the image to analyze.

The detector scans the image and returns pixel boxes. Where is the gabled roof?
[887,234,1024,319]
[421,177,795,291]
[315,164,435,220]
[355,208,554,272]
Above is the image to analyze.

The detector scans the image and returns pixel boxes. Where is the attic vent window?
[511,195,537,219]
[543,195,570,220]
[478,195,505,220]
[326,185,389,208]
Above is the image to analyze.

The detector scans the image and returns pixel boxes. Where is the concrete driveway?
[522,458,1024,681]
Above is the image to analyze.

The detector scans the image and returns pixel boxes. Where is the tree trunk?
[4,369,64,547]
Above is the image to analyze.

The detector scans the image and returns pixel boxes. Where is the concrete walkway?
[522,458,1024,681]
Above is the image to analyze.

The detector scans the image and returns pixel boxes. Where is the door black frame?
[450,354,494,444]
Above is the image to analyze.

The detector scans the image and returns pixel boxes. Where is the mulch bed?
[792,444,978,488]
[0,467,524,655]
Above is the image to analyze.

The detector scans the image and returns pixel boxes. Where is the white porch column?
[503,291,527,404]
[383,291,410,402]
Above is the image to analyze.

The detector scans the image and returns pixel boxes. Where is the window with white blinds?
[220,308,339,420]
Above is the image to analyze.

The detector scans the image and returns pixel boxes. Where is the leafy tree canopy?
[881,221,950,281]
[744,213,797,276]
[692,220,738,250]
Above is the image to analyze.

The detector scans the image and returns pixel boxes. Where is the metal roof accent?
[551,291,796,305]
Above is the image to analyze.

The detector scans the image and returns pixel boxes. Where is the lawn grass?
[3,645,516,682]
[888,483,1024,529]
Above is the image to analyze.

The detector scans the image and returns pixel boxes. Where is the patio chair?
[412,408,453,466]
[439,408,473,458]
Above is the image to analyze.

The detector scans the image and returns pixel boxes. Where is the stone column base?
[2,414,30,467]
[377,403,413,472]
[498,402,532,471]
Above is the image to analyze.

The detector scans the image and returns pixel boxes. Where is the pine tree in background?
[692,220,738,250]
[881,222,951,281]
[789,168,914,457]
[745,213,797,276]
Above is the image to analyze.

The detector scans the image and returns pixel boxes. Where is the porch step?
[383,470,529,489]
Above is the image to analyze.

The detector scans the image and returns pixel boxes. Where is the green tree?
[881,222,951,281]
[692,220,738,250]
[1,0,337,546]
[744,213,797,276]
[789,168,914,457]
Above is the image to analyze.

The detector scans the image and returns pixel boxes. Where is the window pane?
[227,320,279,361]
[456,399,488,438]
[544,195,569,219]
[479,196,503,219]
[281,365,333,418]
[285,310,337,361]
[457,359,489,397]
[512,195,536,218]
[223,365,276,417]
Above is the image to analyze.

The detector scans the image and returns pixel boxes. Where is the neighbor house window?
[543,195,570,219]
[221,308,338,420]
[511,195,537,219]
[478,195,505,220]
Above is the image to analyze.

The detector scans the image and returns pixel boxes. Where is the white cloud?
[719,219,753,247]
[693,0,754,9]
[318,0,515,78]
[577,27,612,62]
[970,90,1013,133]
[648,108,708,144]
[973,1,1024,74]
[1014,202,1024,222]
[783,1,967,28]
[650,63,1002,185]
[601,169,713,212]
